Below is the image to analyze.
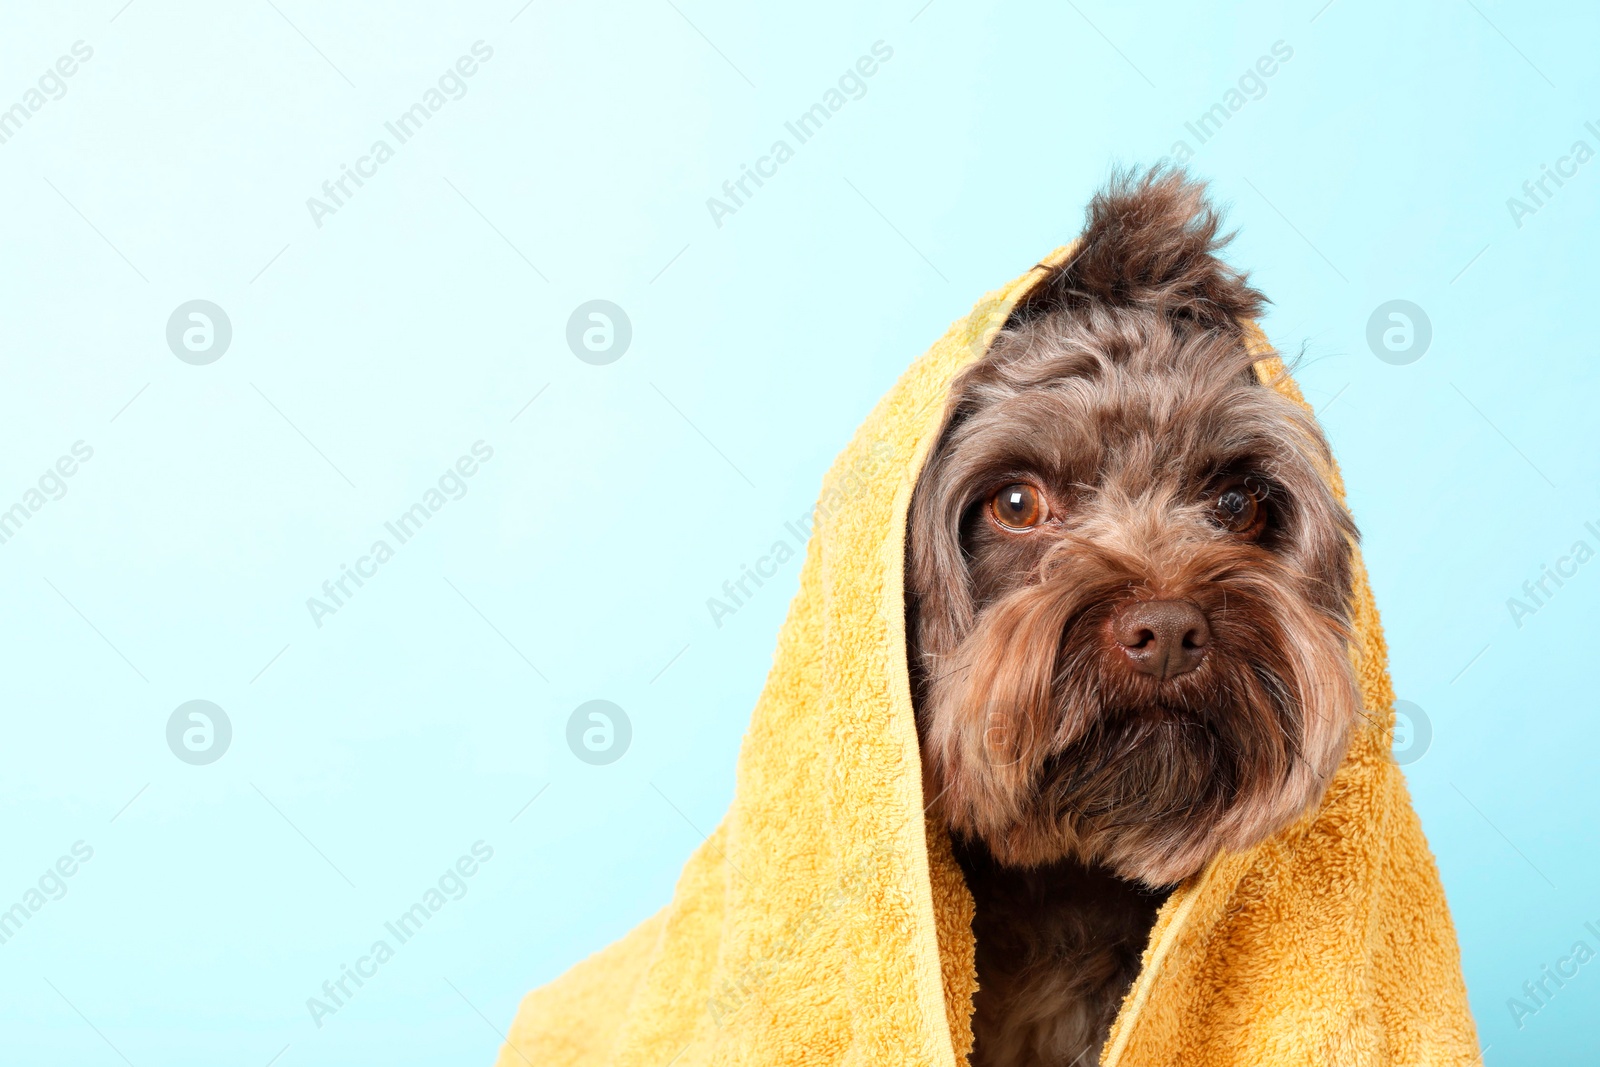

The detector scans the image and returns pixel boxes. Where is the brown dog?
[906,169,1362,1066]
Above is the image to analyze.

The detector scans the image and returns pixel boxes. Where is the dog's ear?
[1012,166,1265,332]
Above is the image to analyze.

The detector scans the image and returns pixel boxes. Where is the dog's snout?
[1111,600,1210,680]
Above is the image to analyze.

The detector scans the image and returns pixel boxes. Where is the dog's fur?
[906,169,1361,1066]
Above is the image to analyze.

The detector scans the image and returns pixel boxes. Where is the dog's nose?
[1112,600,1210,680]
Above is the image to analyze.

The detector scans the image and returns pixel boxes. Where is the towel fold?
[495,246,1480,1066]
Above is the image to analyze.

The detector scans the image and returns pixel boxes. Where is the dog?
[906,169,1362,1066]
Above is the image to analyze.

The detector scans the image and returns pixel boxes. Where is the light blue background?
[0,0,1594,1063]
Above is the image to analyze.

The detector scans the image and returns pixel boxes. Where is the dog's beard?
[907,168,1363,890]
[922,534,1358,887]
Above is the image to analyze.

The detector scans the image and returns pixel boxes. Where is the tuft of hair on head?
[1013,165,1266,332]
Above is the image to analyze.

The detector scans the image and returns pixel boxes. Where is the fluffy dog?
[906,169,1361,1066]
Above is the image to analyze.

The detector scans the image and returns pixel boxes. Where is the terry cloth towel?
[495,246,1481,1067]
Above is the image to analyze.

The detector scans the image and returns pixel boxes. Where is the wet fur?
[906,169,1361,1066]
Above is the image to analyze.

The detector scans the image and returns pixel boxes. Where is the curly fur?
[905,168,1361,1067]
[1009,166,1266,331]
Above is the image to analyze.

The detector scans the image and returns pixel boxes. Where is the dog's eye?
[990,483,1047,531]
[1211,479,1266,539]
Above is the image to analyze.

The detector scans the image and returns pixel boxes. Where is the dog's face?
[907,171,1361,886]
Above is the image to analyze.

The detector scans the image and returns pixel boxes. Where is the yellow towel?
[496,246,1481,1067]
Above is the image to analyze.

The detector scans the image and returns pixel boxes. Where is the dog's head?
[907,169,1360,886]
